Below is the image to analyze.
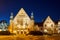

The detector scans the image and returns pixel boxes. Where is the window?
[21,31,23,34]
[51,24,53,27]
[45,24,47,27]
[46,21,49,23]
[24,31,26,34]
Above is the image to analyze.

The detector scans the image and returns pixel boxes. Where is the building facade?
[0,20,8,31]
[43,16,55,34]
[57,20,60,33]
[8,8,34,35]
[8,8,60,35]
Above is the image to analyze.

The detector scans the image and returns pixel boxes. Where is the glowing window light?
[44,29,47,33]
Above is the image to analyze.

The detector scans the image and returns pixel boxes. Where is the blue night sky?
[0,0,60,23]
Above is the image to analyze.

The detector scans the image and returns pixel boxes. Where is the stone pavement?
[0,35,60,40]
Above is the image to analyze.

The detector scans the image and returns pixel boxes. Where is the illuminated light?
[23,23,26,29]
[58,22,60,25]
[47,23,51,27]
[23,26,25,29]
[0,29,2,31]
[13,31,17,33]
[17,24,21,28]
[58,30,60,33]
[3,30,6,31]
[21,30,24,31]
[44,29,47,33]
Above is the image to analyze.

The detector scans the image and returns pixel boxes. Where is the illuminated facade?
[0,20,8,31]
[8,8,60,35]
[43,16,55,34]
[58,20,60,33]
[8,8,34,35]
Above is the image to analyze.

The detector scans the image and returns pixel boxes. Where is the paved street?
[0,35,60,40]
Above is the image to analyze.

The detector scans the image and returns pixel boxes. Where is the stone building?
[57,20,60,33]
[43,16,55,34]
[8,8,60,35]
[0,20,8,31]
[34,16,60,34]
[8,8,34,35]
